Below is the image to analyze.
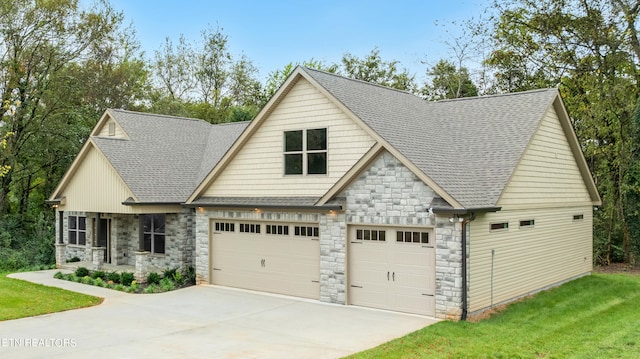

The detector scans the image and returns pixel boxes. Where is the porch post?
[134,251,150,283]
[55,243,67,268]
[91,247,105,271]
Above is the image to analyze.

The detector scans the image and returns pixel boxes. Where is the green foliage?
[172,270,184,286]
[143,284,162,294]
[113,284,125,291]
[93,277,106,287]
[120,272,134,286]
[146,272,161,285]
[159,277,175,291]
[423,59,479,100]
[80,276,94,285]
[340,48,417,92]
[486,0,640,264]
[53,271,65,280]
[185,266,196,285]
[163,267,177,279]
[106,272,121,284]
[75,267,89,277]
[91,271,106,280]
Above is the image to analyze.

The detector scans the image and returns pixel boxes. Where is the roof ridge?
[301,67,416,97]
[108,109,209,123]
[435,88,557,103]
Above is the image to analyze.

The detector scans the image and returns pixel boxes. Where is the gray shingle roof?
[92,110,248,203]
[303,67,558,209]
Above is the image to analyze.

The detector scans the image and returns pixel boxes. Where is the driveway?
[0,270,438,358]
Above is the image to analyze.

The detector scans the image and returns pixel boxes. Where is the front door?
[98,218,111,263]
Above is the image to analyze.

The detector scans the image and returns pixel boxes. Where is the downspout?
[461,213,475,321]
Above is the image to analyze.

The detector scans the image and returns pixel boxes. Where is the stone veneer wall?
[56,209,195,272]
[339,152,463,319]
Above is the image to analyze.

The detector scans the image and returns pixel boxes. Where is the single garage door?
[210,220,320,299]
[349,226,436,316]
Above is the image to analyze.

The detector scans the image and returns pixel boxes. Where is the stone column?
[91,247,105,271]
[55,243,67,268]
[134,251,150,283]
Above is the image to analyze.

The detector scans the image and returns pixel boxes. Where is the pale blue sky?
[106,0,491,81]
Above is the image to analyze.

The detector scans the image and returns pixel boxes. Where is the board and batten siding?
[467,207,592,313]
[203,77,376,197]
[58,145,179,214]
[498,107,592,209]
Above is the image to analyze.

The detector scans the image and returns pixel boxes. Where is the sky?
[104,0,492,82]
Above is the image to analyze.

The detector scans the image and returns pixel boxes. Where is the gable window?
[284,128,327,175]
[142,214,165,254]
[68,216,86,245]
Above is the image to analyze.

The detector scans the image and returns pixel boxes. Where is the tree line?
[0,0,638,269]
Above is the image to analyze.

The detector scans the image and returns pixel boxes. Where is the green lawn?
[0,272,103,321]
[348,273,640,358]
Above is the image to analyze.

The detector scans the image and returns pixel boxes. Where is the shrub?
[185,266,196,285]
[163,267,178,279]
[160,277,175,291]
[81,276,94,285]
[66,256,81,263]
[129,280,139,292]
[106,272,121,284]
[94,277,105,287]
[53,271,65,279]
[113,284,125,291]
[146,272,161,285]
[172,270,184,286]
[91,271,106,280]
[75,267,89,277]
[120,272,134,286]
[143,284,162,294]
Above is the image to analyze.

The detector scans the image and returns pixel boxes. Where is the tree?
[0,0,150,269]
[422,59,479,100]
[486,0,640,264]
[149,26,263,123]
[340,48,417,92]
[263,59,338,103]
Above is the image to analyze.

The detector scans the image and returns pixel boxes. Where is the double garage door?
[210,220,320,299]
[210,220,435,316]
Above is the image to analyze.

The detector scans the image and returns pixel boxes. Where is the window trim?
[68,215,87,246]
[283,128,327,176]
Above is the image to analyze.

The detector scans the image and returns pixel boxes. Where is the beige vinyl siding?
[95,118,127,138]
[57,145,179,214]
[203,78,376,197]
[467,206,592,313]
[498,107,592,209]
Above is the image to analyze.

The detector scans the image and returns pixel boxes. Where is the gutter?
[460,213,476,321]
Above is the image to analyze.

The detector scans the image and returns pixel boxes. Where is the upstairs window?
[284,128,327,175]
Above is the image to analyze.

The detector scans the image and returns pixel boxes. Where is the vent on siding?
[490,222,509,231]
[108,122,116,136]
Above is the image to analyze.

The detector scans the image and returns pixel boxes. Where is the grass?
[0,272,103,321]
[348,273,640,358]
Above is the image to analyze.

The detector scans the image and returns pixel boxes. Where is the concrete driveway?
[0,270,438,359]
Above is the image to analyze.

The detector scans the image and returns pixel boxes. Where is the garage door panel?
[210,220,320,300]
[349,226,436,316]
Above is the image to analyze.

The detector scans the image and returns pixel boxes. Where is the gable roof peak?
[299,66,416,96]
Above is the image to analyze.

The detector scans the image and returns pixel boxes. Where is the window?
[239,223,261,234]
[573,214,584,221]
[294,225,319,237]
[490,222,509,231]
[396,231,429,244]
[68,216,86,245]
[266,224,289,235]
[519,219,535,228]
[284,128,327,175]
[142,214,165,254]
[108,122,116,136]
[214,222,235,232]
[356,229,386,241]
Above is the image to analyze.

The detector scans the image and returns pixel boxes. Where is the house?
[48,67,600,320]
